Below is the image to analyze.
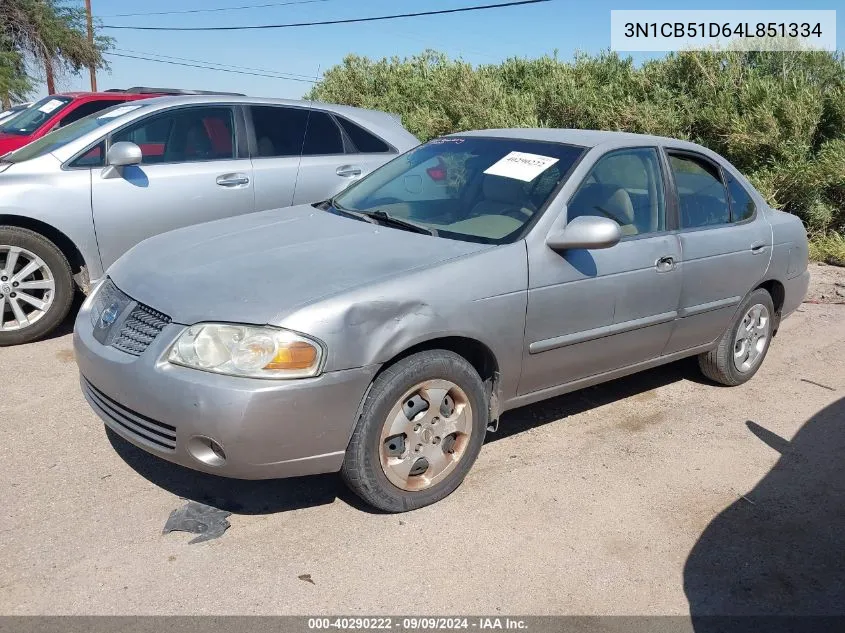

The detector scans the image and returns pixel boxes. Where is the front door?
[92,105,254,270]
[519,146,682,395]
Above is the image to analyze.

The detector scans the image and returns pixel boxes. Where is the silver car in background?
[74,129,810,513]
[0,95,418,344]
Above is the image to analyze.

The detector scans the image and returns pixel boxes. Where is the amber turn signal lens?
[264,341,319,370]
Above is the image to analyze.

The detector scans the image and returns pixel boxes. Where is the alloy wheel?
[0,245,56,332]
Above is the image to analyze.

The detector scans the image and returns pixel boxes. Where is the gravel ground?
[0,266,843,616]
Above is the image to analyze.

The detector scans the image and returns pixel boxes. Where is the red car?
[0,91,162,155]
[0,88,240,155]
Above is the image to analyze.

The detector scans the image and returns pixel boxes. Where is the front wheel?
[341,350,488,512]
[0,227,74,346]
[698,288,775,386]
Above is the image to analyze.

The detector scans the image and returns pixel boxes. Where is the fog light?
[187,436,227,467]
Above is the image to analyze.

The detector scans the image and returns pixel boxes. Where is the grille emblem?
[98,302,121,329]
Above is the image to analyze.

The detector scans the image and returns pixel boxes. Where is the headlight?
[168,324,324,379]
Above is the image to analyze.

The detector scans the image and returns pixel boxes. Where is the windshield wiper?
[363,210,438,236]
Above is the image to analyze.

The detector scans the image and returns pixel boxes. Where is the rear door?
[91,104,254,269]
[291,110,397,205]
[662,150,772,354]
[247,104,305,211]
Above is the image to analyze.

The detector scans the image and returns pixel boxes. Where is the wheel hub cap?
[733,303,770,373]
[379,379,473,492]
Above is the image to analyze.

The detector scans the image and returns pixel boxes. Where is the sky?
[40,0,844,100]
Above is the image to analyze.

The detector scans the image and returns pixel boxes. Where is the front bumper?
[74,301,378,480]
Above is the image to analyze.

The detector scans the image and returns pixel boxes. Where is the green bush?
[308,49,845,249]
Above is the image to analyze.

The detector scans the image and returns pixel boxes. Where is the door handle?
[216,174,250,187]
[336,165,362,178]
[655,256,675,272]
[751,242,768,255]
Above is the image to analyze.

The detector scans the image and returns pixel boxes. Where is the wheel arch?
[373,336,502,425]
[754,279,786,333]
[0,214,87,278]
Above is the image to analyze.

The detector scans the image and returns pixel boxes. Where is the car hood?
[108,205,492,326]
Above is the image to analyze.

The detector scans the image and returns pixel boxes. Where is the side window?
[336,117,391,153]
[58,100,120,127]
[69,141,105,168]
[112,107,235,164]
[726,173,756,222]
[669,153,731,229]
[302,111,344,155]
[250,105,308,157]
[568,147,666,236]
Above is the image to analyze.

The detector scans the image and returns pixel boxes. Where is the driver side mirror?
[106,141,142,167]
[546,215,622,251]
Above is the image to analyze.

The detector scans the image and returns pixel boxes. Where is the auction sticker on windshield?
[38,99,65,114]
[484,151,559,182]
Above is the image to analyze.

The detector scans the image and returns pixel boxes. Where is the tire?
[341,350,488,512]
[698,288,775,386]
[0,226,74,346]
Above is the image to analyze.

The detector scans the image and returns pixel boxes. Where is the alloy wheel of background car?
[342,350,488,512]
[733,304,770,374]
[698,288,775,387]
[379,379,473,492]
[0,227,74,346]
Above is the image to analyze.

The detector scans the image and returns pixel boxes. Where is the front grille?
[111,302,171,356]
[82,378,177,451]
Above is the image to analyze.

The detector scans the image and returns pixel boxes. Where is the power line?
[107,52,319,83]
[103,0,551,31]
[100,0,336,19]
[115,48,320,80]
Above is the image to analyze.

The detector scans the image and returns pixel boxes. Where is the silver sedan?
[74,129,810,512]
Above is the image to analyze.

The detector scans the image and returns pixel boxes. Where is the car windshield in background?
[3,103,145,164]
[0,96,72,135]
[332,136,585,244]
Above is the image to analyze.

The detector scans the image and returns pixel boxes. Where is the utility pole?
[85,0,97,91]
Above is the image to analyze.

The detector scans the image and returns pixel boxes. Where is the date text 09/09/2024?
[623,22,823,39]
[307,617,528,630]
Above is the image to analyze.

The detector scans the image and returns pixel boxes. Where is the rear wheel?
[0,227,74,346]
[698,288,775,386]
[341,350,488,512]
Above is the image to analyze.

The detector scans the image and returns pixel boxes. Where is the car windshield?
[3,102,145,163]
[332,136,585,244]
[0,96,72,136]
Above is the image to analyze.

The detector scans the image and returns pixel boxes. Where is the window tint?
[303,111,344,155]
[337,117,390,153]
[69,142,105,168]
[112,107,235,164]
[568,147,666,236]
[250,105,307,157]
[726,173,755,222]
[59,100,121,127]
[669,153,730,229]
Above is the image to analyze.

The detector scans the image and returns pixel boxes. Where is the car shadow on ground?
[108,357,707,516]
[684,396,845,629]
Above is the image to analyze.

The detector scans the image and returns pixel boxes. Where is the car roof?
[453,128,713,154]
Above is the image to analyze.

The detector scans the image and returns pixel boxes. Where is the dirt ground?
[0,265,843,616]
